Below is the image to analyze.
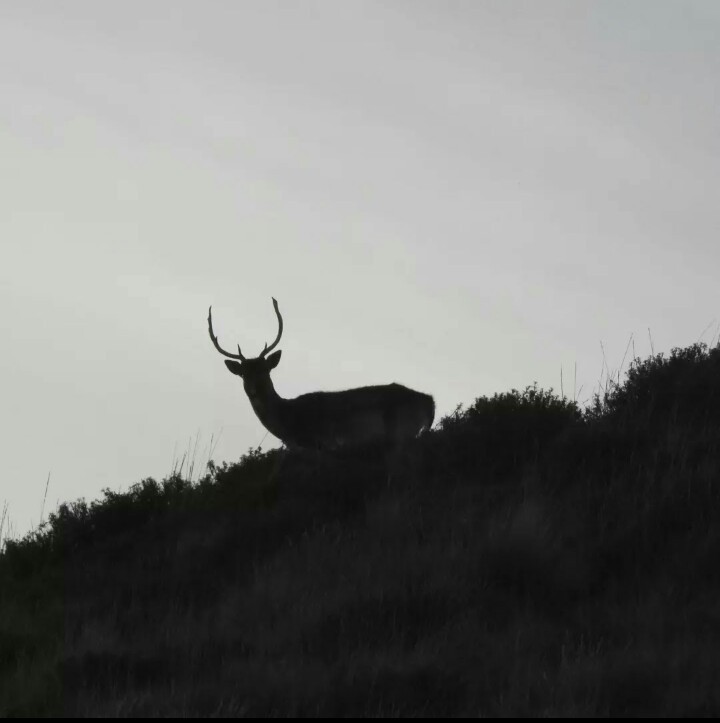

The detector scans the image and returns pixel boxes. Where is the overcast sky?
[2,1,719,536]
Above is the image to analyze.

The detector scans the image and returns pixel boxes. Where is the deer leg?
[267,447,289,483]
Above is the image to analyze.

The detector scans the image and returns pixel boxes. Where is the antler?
[208,306,247,361]
[259,297,284,357]
[207,298,283,360]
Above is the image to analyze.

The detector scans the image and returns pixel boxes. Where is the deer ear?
[224,360,244,376]
[266,350,282,369]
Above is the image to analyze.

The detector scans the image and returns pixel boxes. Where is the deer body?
[246,380,434,451]
[209,299,434,451]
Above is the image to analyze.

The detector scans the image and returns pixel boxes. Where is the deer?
[207,298,435,453]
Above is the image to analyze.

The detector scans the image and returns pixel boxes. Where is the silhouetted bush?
[585,342,720,428]
[431,384,582,477]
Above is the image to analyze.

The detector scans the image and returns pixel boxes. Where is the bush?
[432,384,582,476]
[585,342,720,428]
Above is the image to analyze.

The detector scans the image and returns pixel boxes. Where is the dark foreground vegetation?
[2,343,720,716]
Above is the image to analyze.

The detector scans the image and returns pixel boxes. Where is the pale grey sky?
[2,1,719,535]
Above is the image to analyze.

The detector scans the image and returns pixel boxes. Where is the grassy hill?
[2,343,720,716]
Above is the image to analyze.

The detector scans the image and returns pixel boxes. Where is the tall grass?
[0,500,9,552]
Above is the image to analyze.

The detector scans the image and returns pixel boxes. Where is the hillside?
[2,343,720,716]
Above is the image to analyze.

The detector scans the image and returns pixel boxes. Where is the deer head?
[207,297,284,405]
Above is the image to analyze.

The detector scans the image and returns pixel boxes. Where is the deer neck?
[244,375,287,440]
